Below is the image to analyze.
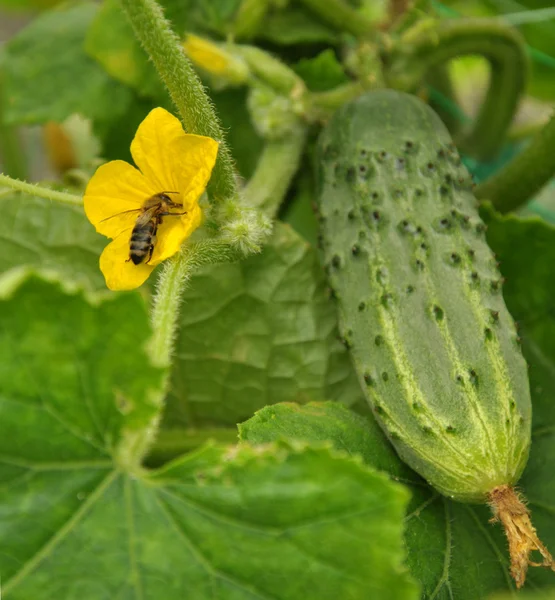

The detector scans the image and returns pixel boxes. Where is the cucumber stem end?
[488,484,555,588]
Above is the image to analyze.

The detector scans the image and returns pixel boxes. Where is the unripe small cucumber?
[317,90,530,503]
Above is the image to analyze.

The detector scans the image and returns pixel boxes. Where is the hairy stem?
[386,19,527,159]
[476,111,555,213]
[0,173,82,206]
[308,82,366,121]
[299,0,378,37]
[243,126,307,218]
[147,240,241,369]
[118,0,237,202]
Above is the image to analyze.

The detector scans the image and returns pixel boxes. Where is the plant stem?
[299,0,377,37]
[0,173,82,206]
[476,111,555,213]
[308,82,366,119]
[243,126,307,218]
[144,427,239,467]
[426,65,462,136]
[147,240,241,369]
[386,19,527,160]
[234,45,304,96]
[118,0,237,202]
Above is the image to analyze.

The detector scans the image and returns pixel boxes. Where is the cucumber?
[316,90,552,586]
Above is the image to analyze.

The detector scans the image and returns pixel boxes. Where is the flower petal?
[130,107,219,207]
[99,231,155,291]
[171,134,219,210]
[150,203,203,264]
[84,160,158,239]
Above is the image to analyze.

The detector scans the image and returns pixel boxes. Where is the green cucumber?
[316,89,552,586]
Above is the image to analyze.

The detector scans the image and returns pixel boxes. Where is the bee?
[101,192,186,265]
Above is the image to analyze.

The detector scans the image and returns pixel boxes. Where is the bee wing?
[99,208,143,224]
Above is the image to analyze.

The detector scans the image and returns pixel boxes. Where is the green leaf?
[0,280,417,598]
[257,7,340,45]
[3,3,132,126]
[281,170,319,246]
[239,402,416,484]
[239,401,518,598]
[293,50,349,91]
[0,192,106,295]
[165,223,366,429]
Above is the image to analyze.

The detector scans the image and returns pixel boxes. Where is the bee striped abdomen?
[129,221,156,265]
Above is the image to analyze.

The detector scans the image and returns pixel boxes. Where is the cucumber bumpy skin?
[317,90,553,586]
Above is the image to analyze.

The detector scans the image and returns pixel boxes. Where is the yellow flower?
[183,34,249,85]
[84,107,219,291]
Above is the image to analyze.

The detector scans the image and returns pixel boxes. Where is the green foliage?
[85,0,163,98]
[293,50,349,91]
[3,3,132,127]
[2,0,555,597]
[257,6,340,44]
[0,277,418,598]
[85,0,243,98]
[0,192,105,295]
[211,88,264,178]
[0,0,63,9]
[165,223,365,428]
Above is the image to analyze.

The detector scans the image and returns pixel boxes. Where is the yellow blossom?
[183,34,249,85]
[84,107,219,291]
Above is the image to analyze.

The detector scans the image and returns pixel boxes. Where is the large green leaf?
[165,223,366,429]
[240,402,516,598]
[0,277,418,599]
[240,212,555,598]
[0,192,106,295]
[3,3,132,126]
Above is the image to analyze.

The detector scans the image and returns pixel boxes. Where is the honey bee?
[101,192,186,265]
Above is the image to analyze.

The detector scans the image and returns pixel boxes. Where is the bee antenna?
[161,191,179,194]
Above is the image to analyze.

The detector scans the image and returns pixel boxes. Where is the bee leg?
[146,241,155,264]
[158,211,188,217]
